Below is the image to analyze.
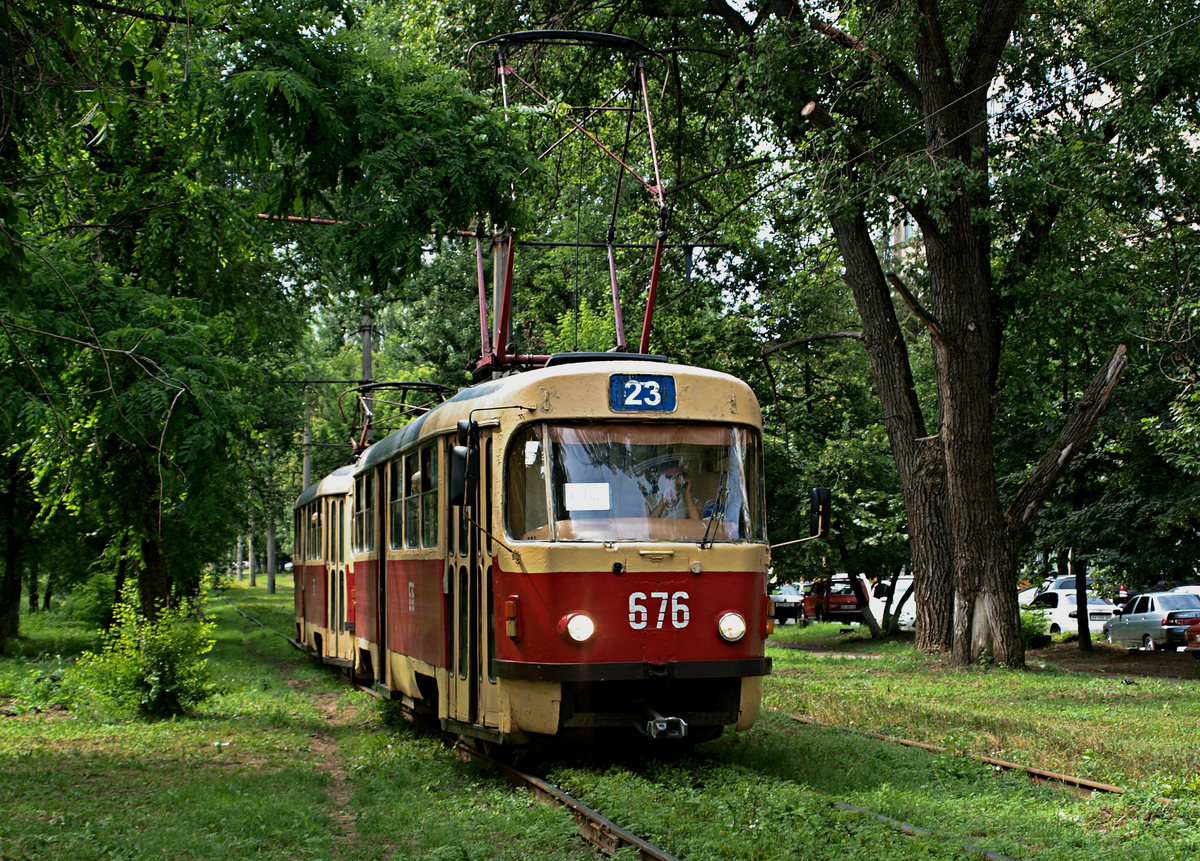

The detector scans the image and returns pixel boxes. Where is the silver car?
[1103,592,1200,650]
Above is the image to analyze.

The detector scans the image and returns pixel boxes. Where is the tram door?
[448,432,500,728]
[325,497,350,664]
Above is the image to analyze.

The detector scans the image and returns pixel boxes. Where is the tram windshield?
[505,422,766,543]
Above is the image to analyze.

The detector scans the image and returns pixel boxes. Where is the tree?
[1,0,531,634]
[460,1,1200,666]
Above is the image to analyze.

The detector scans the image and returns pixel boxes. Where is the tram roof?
[294,464,355,508]
[356,357,760,475]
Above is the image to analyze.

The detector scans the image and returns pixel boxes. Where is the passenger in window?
[648,461,701,519]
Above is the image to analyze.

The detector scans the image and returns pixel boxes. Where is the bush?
[61,572,118,628]
[70,588,217,718]
[1020,604,1051,648]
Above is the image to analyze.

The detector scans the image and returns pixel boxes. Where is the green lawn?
[1,586,1197,860]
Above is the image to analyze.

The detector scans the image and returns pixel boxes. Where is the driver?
[648,461,701,519]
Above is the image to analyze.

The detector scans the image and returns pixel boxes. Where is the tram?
[291,30,830,747]
[295,354,787,746]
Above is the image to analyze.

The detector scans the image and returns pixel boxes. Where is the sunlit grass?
[2,585,1197,860]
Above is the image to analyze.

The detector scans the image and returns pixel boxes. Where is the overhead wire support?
[466,30,676,375]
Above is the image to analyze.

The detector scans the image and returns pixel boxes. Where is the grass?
[1,589,1198,860]
[0,581,587,861]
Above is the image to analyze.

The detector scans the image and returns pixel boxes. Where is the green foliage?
[545,296,617,354]
[60,573,117,629]
[1020,605,1051,647]
[70,587,217,718]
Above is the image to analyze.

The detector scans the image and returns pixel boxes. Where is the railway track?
[222,593,1118,860]
[788,712,1125,796]
[458,744,681,861]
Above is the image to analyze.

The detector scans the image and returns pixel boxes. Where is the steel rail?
[457,745,679,861]
[226,594,1017,858]
[789,713,1125,795]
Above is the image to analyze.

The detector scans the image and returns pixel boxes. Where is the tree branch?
[80,1,195,26]
[886,272,942,343]
[801,101,880,168]
[761,331,863,357]
[808,18,922,109]
[1005,344,1129,539]
[958,0,1027,95]
[702,0,756,36]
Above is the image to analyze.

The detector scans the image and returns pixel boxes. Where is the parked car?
[1170,584,1200,596]
[869,577,915,631]
[1102,592,1200,650]
[1185,621,1200,660]
[1028,591,1118,635]
[1017,586,1038,606]
[769,582,805,624]
[1036,575,1091,595]
[806,574,871,624]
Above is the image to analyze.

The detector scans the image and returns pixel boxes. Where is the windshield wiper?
[700,465,728,550]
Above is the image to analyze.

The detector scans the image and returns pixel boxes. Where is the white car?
[869,577,915,631]
[1028,590,1118,635]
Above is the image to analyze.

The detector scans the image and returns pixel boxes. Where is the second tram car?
[296,355,777,747]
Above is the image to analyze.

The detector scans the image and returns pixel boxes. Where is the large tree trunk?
[0,454,32,640]
[829,210,954,652]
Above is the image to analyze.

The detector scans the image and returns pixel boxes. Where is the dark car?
[769,583,805,624]
[1102,592,1200,650]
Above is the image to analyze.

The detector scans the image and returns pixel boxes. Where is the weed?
[69,585,217,718]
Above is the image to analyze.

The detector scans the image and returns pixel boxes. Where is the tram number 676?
[628,591,690,630]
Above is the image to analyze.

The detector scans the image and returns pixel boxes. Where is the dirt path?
[242,637,365,853]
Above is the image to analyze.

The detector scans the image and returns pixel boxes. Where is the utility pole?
[302,393,312,490]
[361,313,374,446]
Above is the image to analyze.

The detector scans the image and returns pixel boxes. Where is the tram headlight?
[718,611,747,643]
[560,612,596,644]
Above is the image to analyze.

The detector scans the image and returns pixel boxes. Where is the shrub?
[70,588,217,718]
[61,572,118,628]
[1019,604,1050,648]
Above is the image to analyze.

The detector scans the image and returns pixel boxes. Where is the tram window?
[505,422,767,543]
[388,462,403,550]
[354,474,375,552]
[335,500,343,564]
[457,566,468,680]
[403,453,420,549]
[308,504,320,560]
[421,445,438,548]
[505,425,549,539]
[484,439,493,555]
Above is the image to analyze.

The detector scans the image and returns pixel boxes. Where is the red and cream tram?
[295,354,781,747]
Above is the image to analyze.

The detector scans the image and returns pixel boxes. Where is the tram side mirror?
[809,487,831,538]
[449,445,479,509]
[456,419,479,448]
[450,445,469,508]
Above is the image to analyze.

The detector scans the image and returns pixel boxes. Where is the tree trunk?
[1072,555,1092,652]
[267,519,277,595]
[27,559,38,613]
[42,566,54,611]
[0,530,20,640]
[828,209,953,653]
[248,523,257,588]
[0,454,30,640]
[138,505,171,620]
[236,534,244,582]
